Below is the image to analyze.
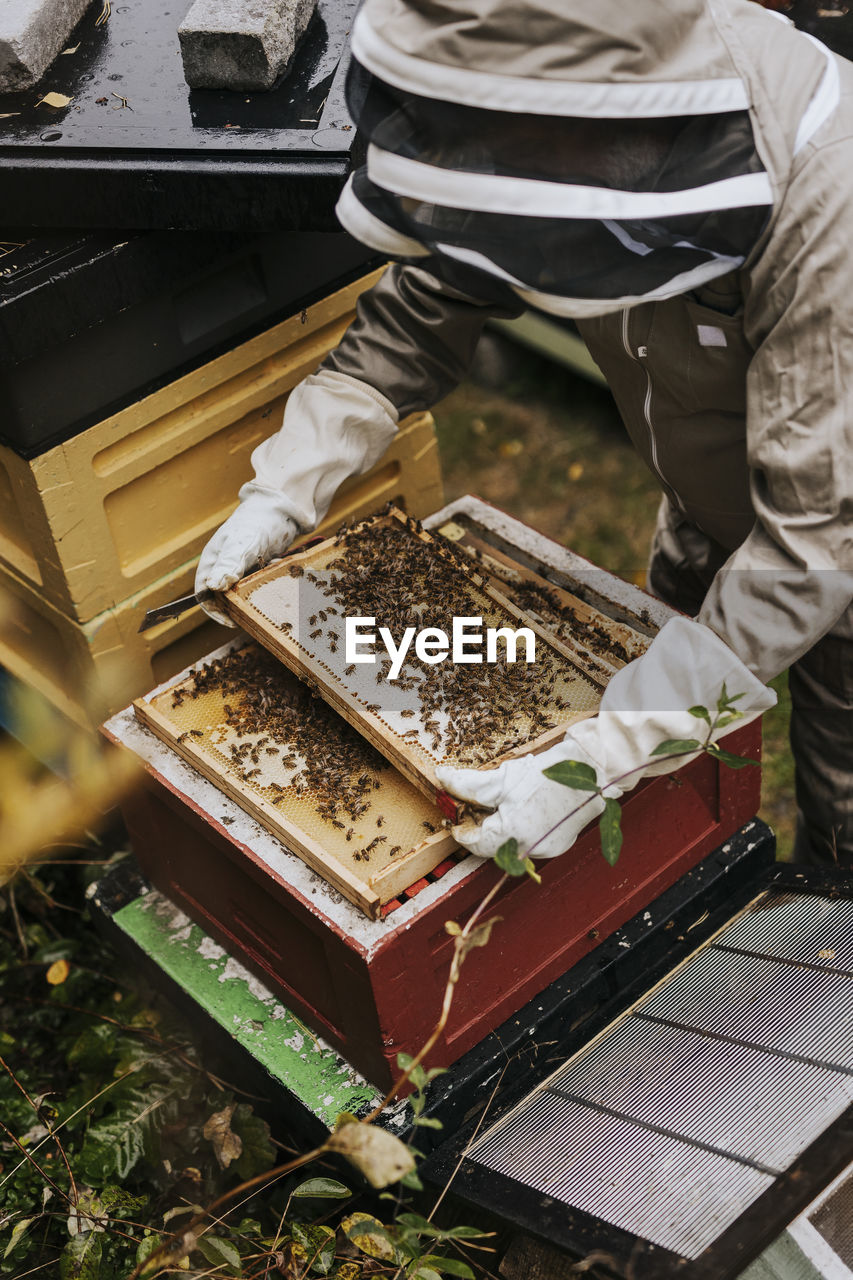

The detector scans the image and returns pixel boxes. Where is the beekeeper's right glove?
[195,368,398,625]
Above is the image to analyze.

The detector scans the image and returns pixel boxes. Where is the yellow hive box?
[0,413,443,727]
[0,270,389,625]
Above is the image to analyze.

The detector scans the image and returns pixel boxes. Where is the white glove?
[436,616,776,859]
[194,368,399,625]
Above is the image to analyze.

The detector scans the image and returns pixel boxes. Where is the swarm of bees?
[290,515,591,767]
[170,646,391,828]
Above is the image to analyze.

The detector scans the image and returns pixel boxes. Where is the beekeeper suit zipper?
[621,307,669,496]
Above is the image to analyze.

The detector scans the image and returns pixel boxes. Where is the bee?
[422,820,437,833]
[376,815,385,828]
[309,628,322,640]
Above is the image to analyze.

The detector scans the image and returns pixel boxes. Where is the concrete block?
[0,0,92,91]
[178,0,317,92]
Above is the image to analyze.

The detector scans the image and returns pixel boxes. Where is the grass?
[430,341,796,859]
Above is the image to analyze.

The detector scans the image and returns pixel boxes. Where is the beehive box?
[226,509,617,814]
[134,641,456,917]
[0,415,442,726]
[0,269,407,623]
[103,498,764,1088]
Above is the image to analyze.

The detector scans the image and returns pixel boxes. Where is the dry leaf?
[498,439,524,458]
[46,958,70,985]
[456,915,501,962]
[202,1103,243,1169]
[37,92,73,108]
[61,45,79,54]
[327,1122,415,1188]
[0,113,20,119]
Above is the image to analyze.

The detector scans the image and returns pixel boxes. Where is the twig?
[2,993,265,1099]
[363,872,509,1124]
[428,1060,508,1220]
[0,1115,70,1205]
[124,1153,322,1280]
[0,1050,189,1189]
[0,1054,80,1220]
[8,884,27,957]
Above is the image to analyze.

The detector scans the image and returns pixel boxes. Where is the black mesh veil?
[339,58,773,313]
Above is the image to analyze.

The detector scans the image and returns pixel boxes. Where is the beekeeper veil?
[335,0,775,317]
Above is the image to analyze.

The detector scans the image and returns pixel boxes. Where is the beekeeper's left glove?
[435,616,776,859]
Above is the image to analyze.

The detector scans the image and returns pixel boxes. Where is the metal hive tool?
[134,641,456,918]
[465,887,853,1268]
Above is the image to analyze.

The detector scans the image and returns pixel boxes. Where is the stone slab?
[0,0,92,91]
[178,0,317,91]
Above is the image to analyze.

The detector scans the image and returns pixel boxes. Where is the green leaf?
[522,857,542,885]
[706,745,760,770]
[196,1234,242,1274]
[293,1223,336,1274]
[97,1185,147,1218]
[400,1169,424,1191]
[230,1103,275,1180]
[135,1233,166,1274]
[408,1268,442,1280]
[292,1177,352,1199]
[599,797,623,867]
[494,838,527,877]
[688,705,711,723]
[4,1215,36,1259]
[77,1117,146,1184]
[66,1024,116,1073]
[443,1226,491,1240]
[60,1232,102,1280]
[412,1115,443,1129]
[718,682,747,710]
[417,1257,476,1278]
[396,1213,438,1235]
[649,738,701,757]
[541,760,599,791]
[714,710,743,728]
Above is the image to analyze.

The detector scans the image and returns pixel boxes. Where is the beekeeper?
[196,0,853,866]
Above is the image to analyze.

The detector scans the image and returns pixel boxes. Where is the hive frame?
[133,641,456,919]
[225,509,618,815]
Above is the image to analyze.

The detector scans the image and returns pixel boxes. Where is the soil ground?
[430,335,796,860]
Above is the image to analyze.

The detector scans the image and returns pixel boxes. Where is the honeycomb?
[140,644,450,895]
[239,515,604,774]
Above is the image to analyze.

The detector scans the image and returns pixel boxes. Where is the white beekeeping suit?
[198,0,853,864]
